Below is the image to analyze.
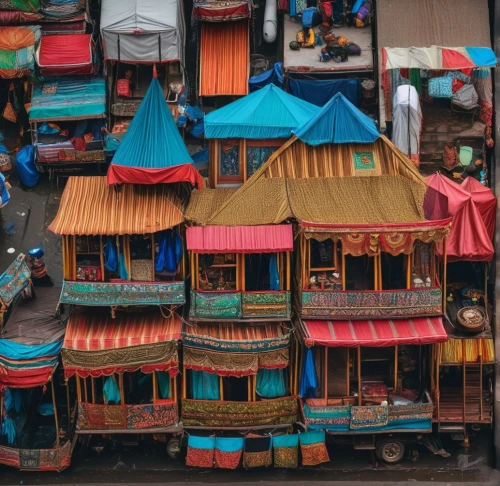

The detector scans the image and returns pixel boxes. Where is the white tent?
[392,85,422,160]
[100,0,185,64]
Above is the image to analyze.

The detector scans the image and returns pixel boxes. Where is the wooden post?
[76,376,82,402]
[151,233,155,281]
[182,370,187,399]
[172,376,177,401]
[294,338,299,395]
[253,375,256,402]
[91,377,95,403]
[479,339,483,421]
[286,251,291,291]
[373,255,378,291]
[346,348,350,397]
[195,253,200,290]
[219,376,224,401]
[241,254,245,291]
[334,240,339,270]
[394,345,399,393]
[442,238,448,313]
[190,251,195,288]
[462,339,466,428]
[378,253,383,290]
[152,371,158,402]
[248,375,252,402]
[51,379,60,446]
[324,347,328,399]
[430,244,436,284]
[342,252,346,290]
[357,346,362,406]
[99,236,105,282]
[436,343,441,423]
[83,377,88,403]
[406,253,412,289]
[119,374,125,404]
[66,379,71,429]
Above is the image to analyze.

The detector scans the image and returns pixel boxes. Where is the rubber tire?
[166,437,180,460]
[375,438,405,464]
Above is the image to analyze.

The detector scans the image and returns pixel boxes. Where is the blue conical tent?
[108,70,202,187]
[293,93,380,146]
[204,84,320,139]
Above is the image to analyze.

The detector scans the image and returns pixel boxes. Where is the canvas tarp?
[426,173,494,262]
[204,84,319,139]
[100,0,185,63]
[461,177,496,241]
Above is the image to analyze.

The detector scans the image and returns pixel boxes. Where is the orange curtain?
[200,20,249,96]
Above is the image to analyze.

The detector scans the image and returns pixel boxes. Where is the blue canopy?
[29,77,106,122]
[293,93,380,146]
[204,84,320,139]
[108,74,201,187]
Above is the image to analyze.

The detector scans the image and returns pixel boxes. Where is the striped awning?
[300,318,447,348]
[48,176,185,235]
[62,311,182,378]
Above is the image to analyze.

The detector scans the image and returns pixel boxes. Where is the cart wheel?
[166,437,180,460]
[375,439,405,464]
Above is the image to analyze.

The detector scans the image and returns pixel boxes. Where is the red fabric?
[194,3,249,21]
[64,363,179,379]
[186,225,293,254]
[301,317,448,348]
[0,365,55,390]
[426,173,494,262]
[461,177,496,241]
[442,49,474,69]
[38,34,92,75]
[107,163,203,188]
[117,79,131,97]
[452,78,465,93]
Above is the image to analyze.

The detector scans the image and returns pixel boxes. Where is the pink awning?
[300,318,448,348]
[186,225,293,253]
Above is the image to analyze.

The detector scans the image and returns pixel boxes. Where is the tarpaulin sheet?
[288,78,362,108]
[300,317,447,347]
[199,20,249,96]
[461,177,496,241]
[186,224,293,253]
[37,33,92,76]
[426,173,494,262]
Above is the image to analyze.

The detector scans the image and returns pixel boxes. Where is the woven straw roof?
[49,176,185,235]
[185,188,236,225]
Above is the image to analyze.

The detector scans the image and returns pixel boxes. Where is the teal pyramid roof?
[205,84,320,139]
[293,93,380,146]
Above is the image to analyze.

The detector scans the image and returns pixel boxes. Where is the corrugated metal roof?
[48,176,185,235]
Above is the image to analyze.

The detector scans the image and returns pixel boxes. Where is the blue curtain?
[256,368,286,398]
[155,231,183,273]
[269,254,280,291]
[4,389,21,413]
[299,348,318,398]
[103,376,121,404]
[191,370,220,400]
[118,253,129,280]
[1,417,15,444]
[157,371,171,399]
[103,237,118,272]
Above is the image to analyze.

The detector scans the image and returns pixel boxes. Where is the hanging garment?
[103,376,121,404]
[157,371,171,399]
[191,370,220,400]
[155,230,182,273]
[214,437,244,469]
[186,436,215,468]
[256,368,286,398]
[269,254,280,291]
[1,417,15,444]
[299,347,318,398]
[299,430,330,466]
[272,434,299,468]
[4,388,21,412]
[103,237,118,272]
[243,436,272,468]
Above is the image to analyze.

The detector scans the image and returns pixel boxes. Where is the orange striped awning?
[48,176,185,235]
[199,20,249,96]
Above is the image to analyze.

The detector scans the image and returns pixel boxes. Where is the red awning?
[37,34,93,76]
[186,225,293,253]
[301,318,448,347]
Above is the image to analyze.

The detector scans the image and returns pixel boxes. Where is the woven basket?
[131,259,153,281]
[457,306,486,333]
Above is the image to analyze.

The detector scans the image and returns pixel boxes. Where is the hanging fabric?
[269,254,280,291]
[4,388,21,412]
[214,437,244,469]
[1,416,16,444]
[299,347,318,398]
[186,436,215,468]
[299,430,330,466]
[103,237,118,272]
[103,376,121,404]
[409,69,422,94]
[256,368,286,398]
[272,434,299,468]
[191,370,220,400]
[157,371,171,399]
[155,230,183,273]
[118,252,129,280]
[243,436,272,469]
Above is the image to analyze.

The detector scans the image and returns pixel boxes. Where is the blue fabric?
[110,78,194,173]
[38,403,54,416]
[192,148,209,165]
[103,237,118,272]
[155,231,182,273]
[103,376,121,404]
[308,419,432,433]
[205,84,319,139]
[299,348,318,398]
[428,77,453,98]
[352,0,364,13]
[269,254,280,291]
[249,63,283,92]
[0,339,61,361]
[272,434,298,448]
[186,105,205,139]
[215,437,245,453]
[1,417,15,445]
[15,145,39,188]
[299,430,325,445]
[188,436,215,450]
[29,78,106,122]
[191,370,220,400]
[288,78,362,107]
[4,389,21,412]
[119,253,129,280]
[289,0,296,17]
[0,143,7,155]
[293,93,380,145]
[0,173,10,207]
[256,368,286,398]
[157,371,171,399]
[465,47,497,68]
[37,122,59,135]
